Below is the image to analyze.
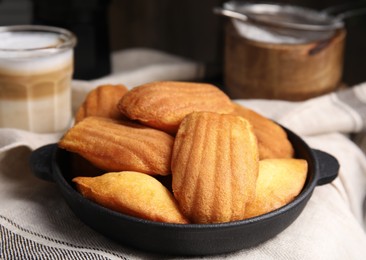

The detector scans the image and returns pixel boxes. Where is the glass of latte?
[0,25,76,133]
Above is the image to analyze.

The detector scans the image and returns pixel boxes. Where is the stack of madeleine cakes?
[58,81,307,224]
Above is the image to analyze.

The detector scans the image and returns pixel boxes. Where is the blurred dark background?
[1,0,365,86]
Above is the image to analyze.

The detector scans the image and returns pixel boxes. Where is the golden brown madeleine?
[75,84,128,123]
[117,81,234,134]
[59,116,174,175]
[73,171,189,224]
[232,103,294,159]
[172,112,259,223]
[245,158,308,219]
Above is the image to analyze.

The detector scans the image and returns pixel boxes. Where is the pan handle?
[312,149,340,185]
[29,143,58,182]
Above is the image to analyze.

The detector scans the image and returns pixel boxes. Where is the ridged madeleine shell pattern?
[172,112,259,223]
[117,81,234,134]
[75,84,128,124]
[59,116,174,175]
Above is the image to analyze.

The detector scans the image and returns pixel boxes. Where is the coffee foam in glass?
[0,25,76,133]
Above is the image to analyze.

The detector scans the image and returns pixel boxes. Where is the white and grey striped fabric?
[1,50,366,259]
[0,219,117,260]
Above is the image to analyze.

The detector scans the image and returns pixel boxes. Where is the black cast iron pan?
[29,127,339,256]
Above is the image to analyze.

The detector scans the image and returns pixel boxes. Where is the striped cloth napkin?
[0,49,366,260]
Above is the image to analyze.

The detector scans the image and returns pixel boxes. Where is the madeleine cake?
[245,158,308,218]
[232,103,294,159]
[171,111,259,223]
[75,84,128,123]
[73,171,189,224]
[59,116,174,175]
[117,81,234,134]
